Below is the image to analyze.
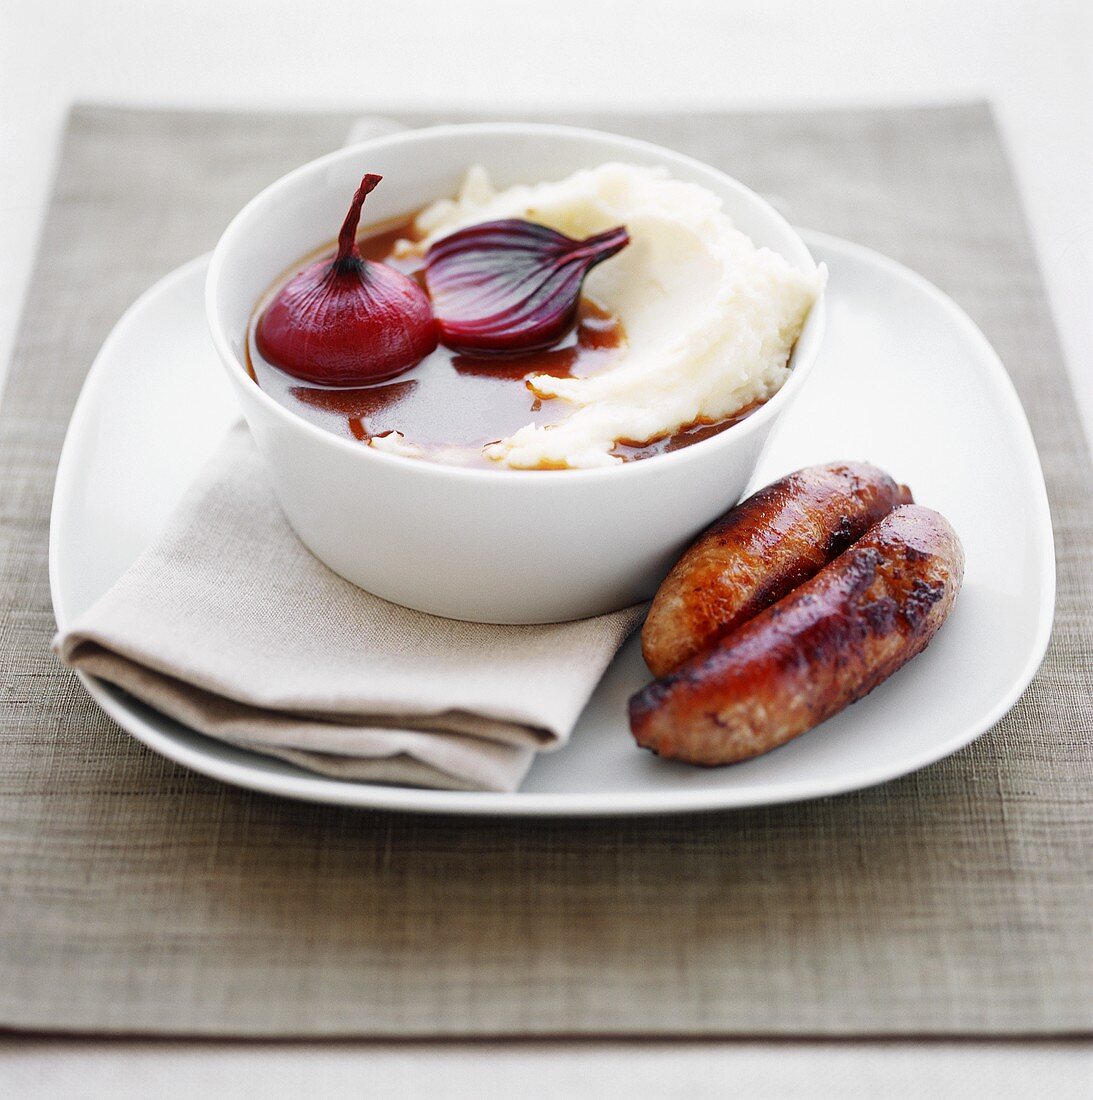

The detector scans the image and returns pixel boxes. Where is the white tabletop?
[3,1039,1092,1099]
[1,0,1089,1091]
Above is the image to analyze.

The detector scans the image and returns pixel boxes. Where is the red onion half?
[424,219,629,356]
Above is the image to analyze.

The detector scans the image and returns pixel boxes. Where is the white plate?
[49,233,1055,816]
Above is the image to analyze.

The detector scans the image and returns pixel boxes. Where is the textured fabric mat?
[0,103,1090,1037]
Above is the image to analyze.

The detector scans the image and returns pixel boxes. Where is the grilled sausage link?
[630,505,963,765]
[641,462,912,678]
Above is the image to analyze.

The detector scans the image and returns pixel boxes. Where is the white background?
[2,0,1090,1092]
[2,0,1091,448]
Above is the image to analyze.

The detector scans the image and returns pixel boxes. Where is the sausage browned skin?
[640,462,912,677]
[630,505,963,765]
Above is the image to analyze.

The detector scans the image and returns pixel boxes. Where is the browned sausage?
[641,462,913,677]
[630,505,963,765]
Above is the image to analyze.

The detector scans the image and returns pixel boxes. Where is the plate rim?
[48,234,1057,817]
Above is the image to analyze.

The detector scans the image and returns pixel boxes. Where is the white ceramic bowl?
[206,123,825,624]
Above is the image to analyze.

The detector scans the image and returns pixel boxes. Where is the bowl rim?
[205,120,826,484]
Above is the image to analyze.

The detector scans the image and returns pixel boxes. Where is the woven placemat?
[0,103,1090,1037]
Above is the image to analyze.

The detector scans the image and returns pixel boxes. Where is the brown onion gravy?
[247,217,762,468]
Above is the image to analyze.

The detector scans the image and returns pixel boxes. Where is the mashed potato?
[409,163,824,470]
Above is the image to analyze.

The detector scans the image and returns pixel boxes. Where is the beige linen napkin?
[55,425,642,792]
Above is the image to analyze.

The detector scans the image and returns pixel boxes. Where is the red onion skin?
[257,262,437,385]
[256,174,437,386]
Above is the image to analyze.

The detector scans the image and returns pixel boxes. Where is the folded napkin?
[55,425,643,792]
